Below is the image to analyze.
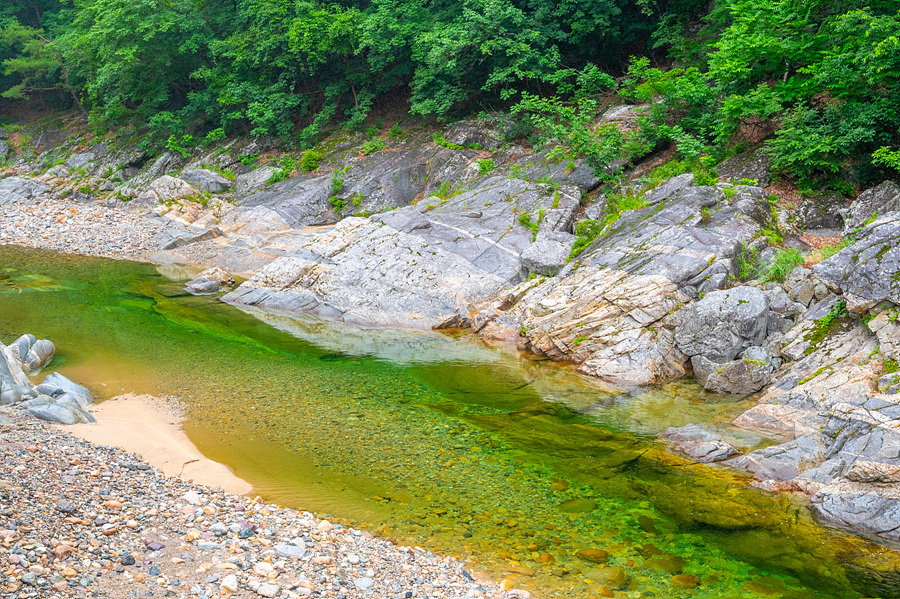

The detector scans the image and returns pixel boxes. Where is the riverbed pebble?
[0,411,515,598]
[0,195,162,258]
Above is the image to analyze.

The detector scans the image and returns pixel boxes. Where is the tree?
[0,23,87,115]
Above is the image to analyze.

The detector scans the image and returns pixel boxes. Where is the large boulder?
[675,286,769,363]
[36,372,94,408]
[223,218,508,330]
[842,181,900,233]
[179,168,233,193]
[813,214,900,313]
[795,192,846,230]
[8,334,55,372]
[18,396,95,425]
[0,176,49,205]
[691,346,776,395]
[716,148,771,187]
[129,175,200,211]
[520,231,575,277]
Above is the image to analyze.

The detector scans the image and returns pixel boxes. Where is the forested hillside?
[2,0,900,187]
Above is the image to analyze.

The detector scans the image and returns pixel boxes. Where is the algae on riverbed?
[0,245,898,599]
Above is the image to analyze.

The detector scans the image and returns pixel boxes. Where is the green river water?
[1,245,899,599]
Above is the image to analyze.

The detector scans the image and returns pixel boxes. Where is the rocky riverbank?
[2,112,900,552]
[0,410,511,599]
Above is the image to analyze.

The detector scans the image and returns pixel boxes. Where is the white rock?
[221,574,239,593]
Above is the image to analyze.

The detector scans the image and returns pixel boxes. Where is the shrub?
[299,150,323,173]
[361,138,386,155]
[478,158,495,174]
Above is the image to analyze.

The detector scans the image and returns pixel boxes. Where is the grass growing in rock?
[569,219,605,261]
[763,248,804,283]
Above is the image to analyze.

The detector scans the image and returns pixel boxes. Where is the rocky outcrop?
[0,337,95,425]
[715,148,771,187]
[842,180,900,233]
[222,218,508,329]
[795,191,846,231]
[179,168,233,193]
[813,213,900,312]
[473,182,772,385]
[223,177,578,328]
[0,176,50,205]
[129,175,201,212]
[675,287,768,362]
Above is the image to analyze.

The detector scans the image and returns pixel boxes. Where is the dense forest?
[2,0,900,187]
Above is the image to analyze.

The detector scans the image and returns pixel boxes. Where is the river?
[1,245,897,599]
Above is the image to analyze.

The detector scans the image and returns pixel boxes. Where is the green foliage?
[328,165,351,209]
[806,300,848,352]
[240,153,259,167]
[518,212,539,240]
[361,137,386,155]
[203,128,226,146]
[433,132,462,150]
[763,247,804,283]
[477,158,495,174]
[388,123,404,138]
[1,0,897,191]
[885,359,900,374]
[820,238,851,259]
[511,92,633,181]
[268,156,297,185]
[299,149,323,173]
[166,134,195,159]
[568,218,605,261]
[735,245,760,281]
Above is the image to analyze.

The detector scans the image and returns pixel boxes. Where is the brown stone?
[509,565,534,576]
[53,544,74,560]
[575,548,609,564]
[672,574,701,589]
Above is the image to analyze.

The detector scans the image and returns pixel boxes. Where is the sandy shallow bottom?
[64,393,253,495]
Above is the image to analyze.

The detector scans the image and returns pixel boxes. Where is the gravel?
[0,411,517,599]
[0,197,162,259]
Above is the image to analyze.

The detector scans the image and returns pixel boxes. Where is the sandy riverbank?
[64,393,253,495]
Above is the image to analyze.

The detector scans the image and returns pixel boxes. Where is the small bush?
[388,123,404,138]
[568,219,605,261]
[433,132,463,150]
[735,246,760,281]
[361,138,386,155]
[267,156,297,185]
[478,158,495,174]
[299,150,323,173]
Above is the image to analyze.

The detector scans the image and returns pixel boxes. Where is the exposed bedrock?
[472,182,774,386]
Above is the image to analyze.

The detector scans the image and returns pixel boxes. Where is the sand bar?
[64,393,253,495]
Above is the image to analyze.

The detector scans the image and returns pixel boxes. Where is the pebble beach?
[0,410,511,599]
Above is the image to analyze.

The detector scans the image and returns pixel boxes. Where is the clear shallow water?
[0,245,898,599]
